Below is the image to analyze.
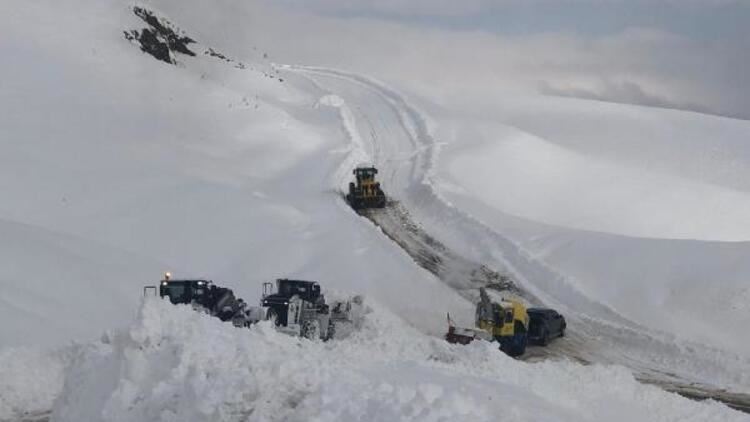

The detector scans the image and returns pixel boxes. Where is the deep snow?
[9,299,748,422]
[429,98,750,356]
[2,0,749,420]
[0,0,471,348]
[287,66,750,393]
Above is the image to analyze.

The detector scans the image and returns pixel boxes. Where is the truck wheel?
[325,320,336,341]
[267,308,280,326]
[301,320,320,340]
[541,329,550,346]
[514,343,526,357]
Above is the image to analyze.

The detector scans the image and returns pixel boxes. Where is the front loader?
[346,166,387,210]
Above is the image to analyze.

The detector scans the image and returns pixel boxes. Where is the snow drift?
[2,0,750,419]
[430,97,750,357]
[6,299,737,421]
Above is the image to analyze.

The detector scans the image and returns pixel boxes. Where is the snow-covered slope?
[0,218,165,346]
[429,97,750,356]
[2,0,749,419]
[437,97,750,241]
[285,66,750,395]
[0,0,470,348]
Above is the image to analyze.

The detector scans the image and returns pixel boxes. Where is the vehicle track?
[357,200,750,412]
[288,65,750,413]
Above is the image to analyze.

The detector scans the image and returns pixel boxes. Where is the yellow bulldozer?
[346,166,386,210]
[446,287,529,357]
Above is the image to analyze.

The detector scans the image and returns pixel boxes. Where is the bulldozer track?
[357,198,750,414]
[357,200,525,302]
[290,66,750,414]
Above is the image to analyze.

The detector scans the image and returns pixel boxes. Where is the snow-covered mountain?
[1,0,749,420]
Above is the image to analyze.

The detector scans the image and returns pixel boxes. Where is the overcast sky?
[280,0,750,40]
[214,0,750,119]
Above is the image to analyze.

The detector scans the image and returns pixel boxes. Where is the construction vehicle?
[147,274,365,340]
[148,273,254,327]
[260,278,363,341]
[261,279,331,340]
[445,287,529,357]
[346,166,386,210]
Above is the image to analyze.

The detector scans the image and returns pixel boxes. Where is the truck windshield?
[163,284,187,303]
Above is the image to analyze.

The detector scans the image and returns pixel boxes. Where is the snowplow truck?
[261,278,364,341]
[154,276,254,327]
[346,166,386,210]
[261,279,334,340]
[446,287,529,357]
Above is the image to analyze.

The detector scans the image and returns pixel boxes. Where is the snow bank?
[429,98,750,357]
[439,113,750,242]
[44,299,745,421]
[0,346,68,420]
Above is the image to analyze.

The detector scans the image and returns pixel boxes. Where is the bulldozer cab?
[352,167,378,181]
[347,166,387,209]
[159,279,211,305]
[354,167,379,194]
[354,167,378,182]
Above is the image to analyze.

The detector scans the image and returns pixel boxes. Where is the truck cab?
[261,279,324,326]
[475,288,529,356]
[159,278,212,305]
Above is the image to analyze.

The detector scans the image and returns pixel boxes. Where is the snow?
[0,0,470,348]
[288,66,750,394]
[428,97,750,357]
[0,347,68,419]
[436,97,750,241]
[38,299,750,421]
[1,0,749,419]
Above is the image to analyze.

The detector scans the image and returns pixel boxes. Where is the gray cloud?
[159,0,750,120]
[538,80,717,117]
[274,0,494,17]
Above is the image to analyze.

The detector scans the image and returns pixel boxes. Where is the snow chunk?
[41,298,747,421]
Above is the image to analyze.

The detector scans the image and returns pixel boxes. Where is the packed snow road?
[286,66,750,411]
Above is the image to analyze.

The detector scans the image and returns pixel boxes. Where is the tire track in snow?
[284,65,750,412]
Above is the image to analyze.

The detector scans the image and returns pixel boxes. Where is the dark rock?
[125,6,195,64]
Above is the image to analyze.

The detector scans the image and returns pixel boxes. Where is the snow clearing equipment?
[261,279,331,340]
[147,274,255,327]
[445,313,492,345]
[146,274,364,340]
[446,287,529,357]
[261,278,363,341]
[346,166,386,210]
